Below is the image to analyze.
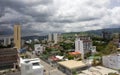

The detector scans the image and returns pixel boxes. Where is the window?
[32,63,39,66]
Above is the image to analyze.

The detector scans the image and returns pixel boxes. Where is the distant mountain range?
[1,27,120,39]
[22,35,48,40]
[63,27,120,37]
[86,27,120,36]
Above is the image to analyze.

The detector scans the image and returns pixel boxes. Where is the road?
[27,52,66,75]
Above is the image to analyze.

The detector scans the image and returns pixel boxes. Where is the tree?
[72,70,77,75]
[102,41,117,55]
[67,55,74,60]
[60,42,74,50]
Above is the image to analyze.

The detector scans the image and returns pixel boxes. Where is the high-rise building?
[102,31,111,40]
[53,33,58,44]
[14,25,21,50]
[75,38,84,59]
[48,33,60,44]
[79,36,93,53]
[0,48,18,69]
[3,37,11,46]
[75,36,93,59]
[48,33,52,42]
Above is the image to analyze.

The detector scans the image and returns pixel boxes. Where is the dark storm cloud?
[0,0,120,36]
[0,0,54,36]
[53,16,100,24]
[0,0,53,23]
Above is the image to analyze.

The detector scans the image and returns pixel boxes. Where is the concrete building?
[79,36,93,53]
[75,38,84,59]
[34,39,39,43]
[102,31,111,40]
[91,46,96,53]
[102,53,120,70]
[48,33,61,44]
[21,39,25,48]
[75,36,93,59]
[14,25,21,50]
[58,60,89,75]
[20,58,44,75]
[79,66,118,75]
[34,44,44,55]
[48,33,52,42]
[0,35,13,46]
[3,37,10,46]
[0,48,18,69]
[53,33,58,44]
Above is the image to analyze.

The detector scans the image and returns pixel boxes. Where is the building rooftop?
[69,52,81,55]
[20,58,40,64]
[20,58,44,69]
[79,66,118,75]
[58,60,87,70]
[20,58,44,70]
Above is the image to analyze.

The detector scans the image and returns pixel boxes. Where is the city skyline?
[0,0,120,36]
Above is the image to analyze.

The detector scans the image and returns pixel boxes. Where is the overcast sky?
[0,0,120,36]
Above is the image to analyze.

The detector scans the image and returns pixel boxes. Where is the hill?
[63,27,120,37]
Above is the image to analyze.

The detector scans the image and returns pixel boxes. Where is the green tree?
[60,42,74,50]
[67,55,74,60]
[102,41,117,55]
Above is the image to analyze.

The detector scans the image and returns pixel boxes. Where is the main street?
[27,52,66,75]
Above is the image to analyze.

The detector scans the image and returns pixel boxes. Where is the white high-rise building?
[75,38,84,59]
[53,33,58,44]
[21,58,44,75]
[48,33,52,42]
[3,38,7,46]
[0,36,12,46]
[48,33,60,44]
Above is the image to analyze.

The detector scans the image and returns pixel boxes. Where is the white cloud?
[0,0,120,35]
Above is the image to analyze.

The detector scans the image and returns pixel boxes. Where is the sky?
[0,0,120,36]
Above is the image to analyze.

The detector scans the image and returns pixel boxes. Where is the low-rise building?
[58,60,89,75]
[34,44,44,55]
[20,58,44,75]
[102,53,120,70]
[69,52,81,60]
[79,66,118,75]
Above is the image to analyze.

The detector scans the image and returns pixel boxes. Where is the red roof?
[50,56,60,61]
[69,52,80,55]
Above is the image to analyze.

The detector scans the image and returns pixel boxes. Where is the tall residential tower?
[14,25,21,50]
